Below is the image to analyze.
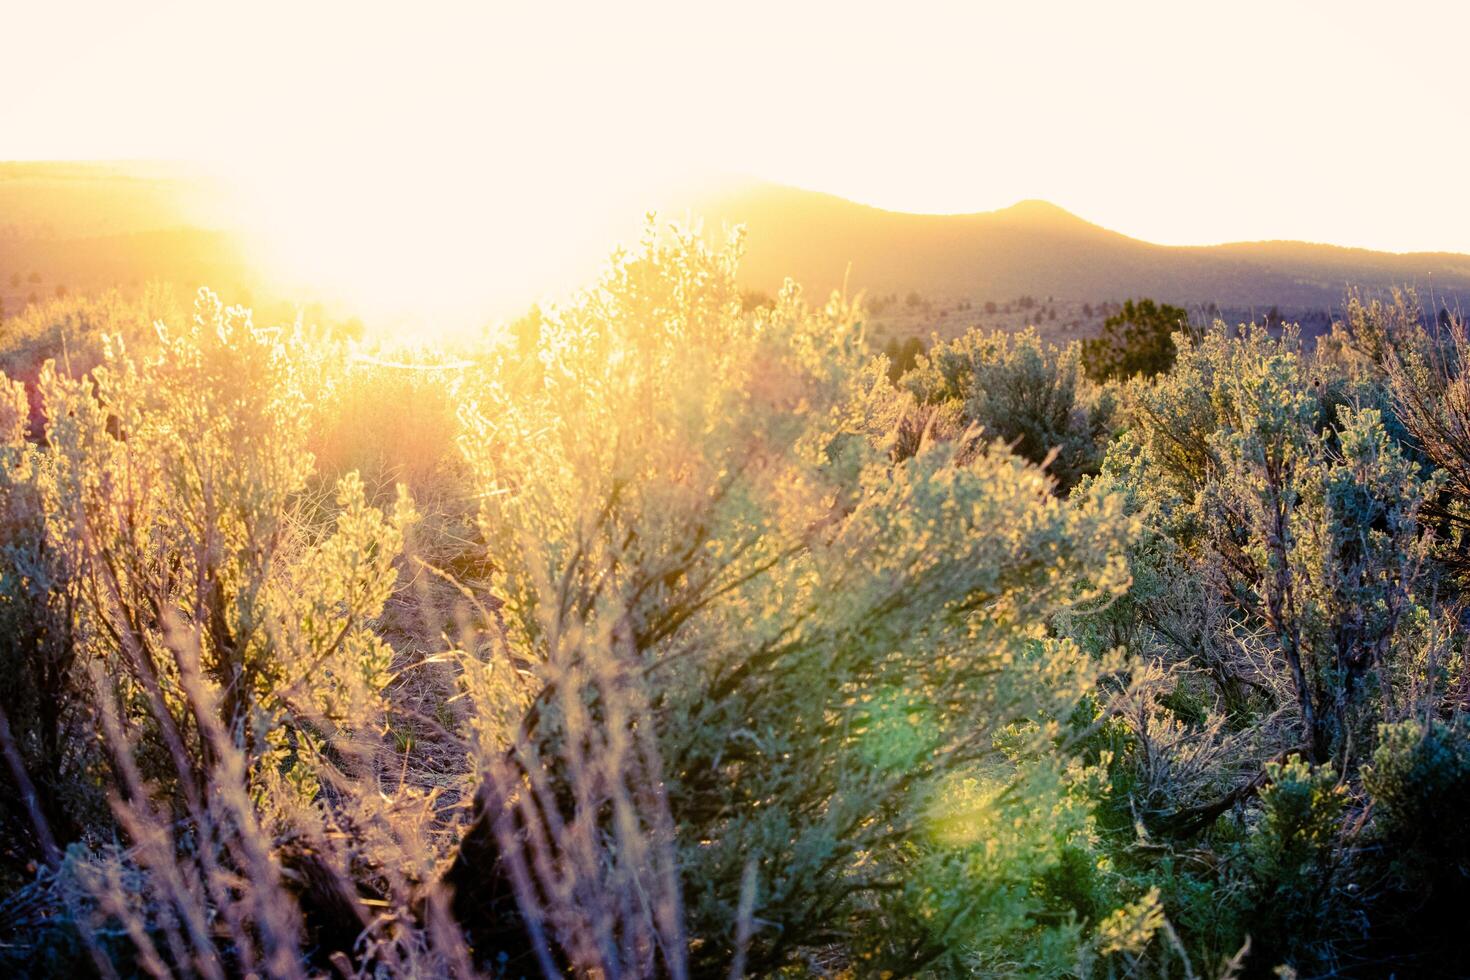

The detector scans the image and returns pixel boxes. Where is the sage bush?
[0,236,1467,978]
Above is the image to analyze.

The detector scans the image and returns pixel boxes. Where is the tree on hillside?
[882,335,925,382]
[740,289,774,312]
[1081,297,1188,382]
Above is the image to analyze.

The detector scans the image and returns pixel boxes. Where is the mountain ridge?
[683,180,1470,311]
[4,164,1470,323]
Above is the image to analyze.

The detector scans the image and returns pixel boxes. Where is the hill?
[0,163,256,314]
[4,164,1470,338]
[685,181,1470,312]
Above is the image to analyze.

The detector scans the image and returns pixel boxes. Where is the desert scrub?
[0,285,184,438]
[1242,756,1348,967]
[0,289,435,976]
[1089,323,1439,766]
[1057,314,1470,974]
[1362,719,1470,881]
[0,371,97,876]
[34,290,417,783]
[7,233,1470,978]
[1357,719,1470,967]
[307,346,472,504]
[901,327,1112,493]
[446,224,1150,976]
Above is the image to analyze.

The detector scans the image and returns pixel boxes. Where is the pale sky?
[4,0,1467,321]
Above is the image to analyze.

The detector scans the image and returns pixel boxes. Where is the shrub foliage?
[0,236,1466,978]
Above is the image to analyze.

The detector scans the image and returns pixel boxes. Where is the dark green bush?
[1363,719,1470,888]
[1351,720,1470,970]
[1244,757,1347,965]
[1081,298,1189,382]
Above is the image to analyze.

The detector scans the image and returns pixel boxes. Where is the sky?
[4,0,1468,321]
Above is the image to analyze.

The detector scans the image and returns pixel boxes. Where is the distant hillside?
[0,163,256,314]
[0,228,247,289]
[0,161,234,240]
[5,165,1469,334]
[686,182,1470,311]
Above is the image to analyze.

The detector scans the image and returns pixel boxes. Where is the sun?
[214,152,662,338]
